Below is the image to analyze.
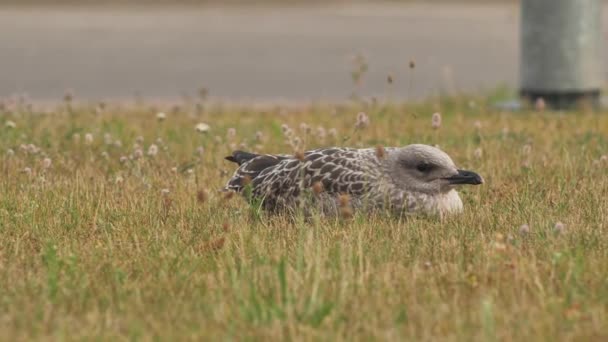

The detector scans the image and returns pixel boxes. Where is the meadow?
[1,93,607,340]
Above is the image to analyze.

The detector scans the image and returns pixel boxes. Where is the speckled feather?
[227,147,426,215]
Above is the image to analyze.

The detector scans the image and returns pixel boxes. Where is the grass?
[1,94,607,340]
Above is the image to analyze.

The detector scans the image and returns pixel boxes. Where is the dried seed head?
[156,112,166,121]
[22,167,32,175]
[292,136,302,148]
[119,156,128,163]
[340,206,353,219]
[41,157,52,169]
[492,233,507,251]
[299,123,311,134]
[95,103,104,115]
[147,144,159,157]
[522,144,532,155]
[63,89,74,102]
[495,233,505,242]
[535,97,546,112]
[226,128,236,139]
[29,144,41,155]
[474,147,483,159]
[198,87,208,99]
[431,112,442,129]
[113,140,122,148]
[375,145,385,159]
[197,189,208,203]
[84,133,94,145]
[115,175,124,184]
[4,120,16,129]
[328,128,338,139]
[493,241,507,252]
[355,112,369,129]
[473,120,482,130]
[312,181,324,195]
[6,148,14,157]
[133,148,143,160]
[316,127,326,140]
[294,151,305,162]
[195,122,210,133]
[135,136,144,144]
[98,102,107,111]
[73,133,80,143]
[338,193,350,207]
[283,128,294,139]
[161,188,170,196]
[255,131,264,142]
[554,222,565,234]
[222,191,235,201]
[519,224,530,235]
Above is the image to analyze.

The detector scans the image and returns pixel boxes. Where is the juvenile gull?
[224,144,483,217]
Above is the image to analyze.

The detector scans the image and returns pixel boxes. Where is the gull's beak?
[444,169,484,185]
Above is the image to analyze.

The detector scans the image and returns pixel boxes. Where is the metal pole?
[520,0,603,109]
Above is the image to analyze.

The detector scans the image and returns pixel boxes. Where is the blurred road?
[0,3,603,103]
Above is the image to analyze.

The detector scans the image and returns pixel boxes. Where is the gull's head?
[387,144,483,194]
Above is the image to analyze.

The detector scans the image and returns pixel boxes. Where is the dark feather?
[223,147,382,212]
[225,150,260,165]
[224,151,291,192]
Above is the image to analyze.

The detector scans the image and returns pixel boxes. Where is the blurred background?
[0,0,604,104]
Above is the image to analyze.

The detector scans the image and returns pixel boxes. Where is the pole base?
[520,89,600,110]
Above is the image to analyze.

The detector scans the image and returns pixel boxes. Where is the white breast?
[396,189,464,217]
[431,190,463,216]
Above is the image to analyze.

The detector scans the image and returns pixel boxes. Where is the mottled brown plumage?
[224,145,483,216]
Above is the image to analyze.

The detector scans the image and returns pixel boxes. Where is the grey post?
[520,0,603,109]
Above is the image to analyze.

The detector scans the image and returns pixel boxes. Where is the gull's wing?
[249,147,382,203]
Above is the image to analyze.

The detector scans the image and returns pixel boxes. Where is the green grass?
[1,95,607,340]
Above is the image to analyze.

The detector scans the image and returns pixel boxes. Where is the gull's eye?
[416,163,433,173]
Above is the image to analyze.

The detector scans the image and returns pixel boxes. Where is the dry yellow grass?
[1,95,608,340]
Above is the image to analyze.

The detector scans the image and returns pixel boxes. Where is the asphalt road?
[0,3,602,103]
